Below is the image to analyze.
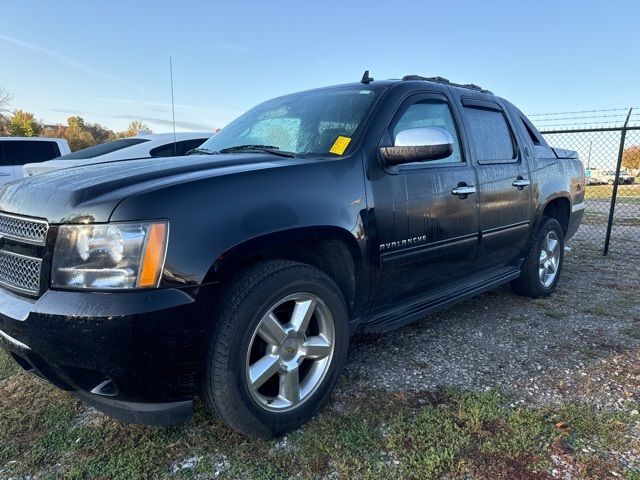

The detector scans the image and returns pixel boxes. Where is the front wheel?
[511,217,565,298]
[200,260,349,438]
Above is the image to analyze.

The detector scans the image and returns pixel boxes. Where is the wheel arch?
[541,196,571,236]
[202,226,366,316]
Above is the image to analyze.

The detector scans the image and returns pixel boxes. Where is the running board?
[357,266,521,334]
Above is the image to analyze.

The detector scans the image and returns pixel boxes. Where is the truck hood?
[0,153,300,224]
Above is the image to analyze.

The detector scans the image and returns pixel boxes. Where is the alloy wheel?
[245,293,335,412]
[538,231,560,288]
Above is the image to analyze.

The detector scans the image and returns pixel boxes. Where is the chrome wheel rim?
[245,293,335,412]
[539,231,560,288]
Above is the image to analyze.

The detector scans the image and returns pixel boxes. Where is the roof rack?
[401,75,492,94]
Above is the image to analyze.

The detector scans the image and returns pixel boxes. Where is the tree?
[118,120,152,138]
[8,110,42,137]
[621,146,640,172]
[42,116,116,151]
[0,86,12,116]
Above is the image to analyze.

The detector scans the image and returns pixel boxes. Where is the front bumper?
[0,286,205,425]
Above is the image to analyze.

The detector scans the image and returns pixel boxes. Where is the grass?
[1,358,639,480]
[584,184,640,202]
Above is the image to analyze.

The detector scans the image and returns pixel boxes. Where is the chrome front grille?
[0,212,48,245]
[0,250,42,295]
[0,212,49,296]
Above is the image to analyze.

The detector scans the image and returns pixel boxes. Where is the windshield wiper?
[218,145,296,158]
[186,147,218,156]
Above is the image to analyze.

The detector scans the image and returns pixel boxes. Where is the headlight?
[52,221,169,290]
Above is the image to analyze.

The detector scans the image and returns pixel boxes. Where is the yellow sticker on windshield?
[329,136,351,155]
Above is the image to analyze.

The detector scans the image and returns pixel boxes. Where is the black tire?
[200,260,349,438]
[511,216,565,298]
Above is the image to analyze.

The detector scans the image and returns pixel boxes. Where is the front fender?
[110,155,367,288]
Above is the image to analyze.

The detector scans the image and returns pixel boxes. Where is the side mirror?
[380,127,454,165]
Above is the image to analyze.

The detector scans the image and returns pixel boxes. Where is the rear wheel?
[512,216,564,298]
[200,260,349,438]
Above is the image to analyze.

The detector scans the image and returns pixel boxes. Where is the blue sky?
[1,0,639,133]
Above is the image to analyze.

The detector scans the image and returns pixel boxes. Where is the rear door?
[368,92,480,308]
[0,142,16,185]
[459,97,532,271]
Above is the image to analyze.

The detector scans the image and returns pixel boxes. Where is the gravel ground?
[344,225,640,414]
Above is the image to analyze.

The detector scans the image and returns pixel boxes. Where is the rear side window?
[3,140,60,165]
[150,138,209,157]
[463,102,516,163]
[59,138,149,159]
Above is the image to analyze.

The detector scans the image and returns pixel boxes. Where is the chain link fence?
[532,108,640,255]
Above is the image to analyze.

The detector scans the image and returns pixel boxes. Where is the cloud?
[0,34,147,93]
[49,108,213,131]
[211,43,251,52]
[107,113,213,131]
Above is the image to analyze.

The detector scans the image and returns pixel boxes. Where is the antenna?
[169,57,177,155]
[361,70,374,84]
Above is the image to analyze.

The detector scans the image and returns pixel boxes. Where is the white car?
[0,137,71,186]
[22,132,212,177]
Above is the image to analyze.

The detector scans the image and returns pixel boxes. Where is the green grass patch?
[1,376,638,479]
[0,348,19,381]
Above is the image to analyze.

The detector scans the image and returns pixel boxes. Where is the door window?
[463,104,517,163]
[392,100,463,164]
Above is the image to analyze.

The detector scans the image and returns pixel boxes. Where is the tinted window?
[149,143,178,157]
[59,138,149,159]
[392,100,462,164]
[3,140,60,165]
[150,138,209,157]
[181,139,207,154]
[464,107,515,162]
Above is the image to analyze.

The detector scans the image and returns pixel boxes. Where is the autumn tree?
[621,146,640,172]
[118,120,152,138]
[65,118,94,151]
[41,116,116,151]
[8,110,42,137]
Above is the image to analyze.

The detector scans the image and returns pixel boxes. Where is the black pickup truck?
[0,74,584,438]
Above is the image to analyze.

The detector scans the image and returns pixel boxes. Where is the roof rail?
[401,75,492,94]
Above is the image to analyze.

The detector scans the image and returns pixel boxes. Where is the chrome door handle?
[451,185,477,197]
[0,173,11,177]
[512,179,531,189]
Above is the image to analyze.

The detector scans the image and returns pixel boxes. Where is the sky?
[1,0,639,133]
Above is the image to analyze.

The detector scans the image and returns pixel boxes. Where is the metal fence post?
[603,108,633,255]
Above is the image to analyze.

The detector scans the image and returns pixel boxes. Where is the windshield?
[198,86,381,157]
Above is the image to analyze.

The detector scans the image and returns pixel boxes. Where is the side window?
[149,143,177,157]
[463,104,516,163]
[150,139,210,157]
[180,139,208,154]
[3,141,59,165]
[0,142,6,166]
[392,100,463,164]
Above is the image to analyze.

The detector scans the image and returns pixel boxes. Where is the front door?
[458,97,532,271]
[368,93,480,308]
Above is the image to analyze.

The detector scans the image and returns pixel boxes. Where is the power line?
[528,107,637,117]
[533,113,639,123]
